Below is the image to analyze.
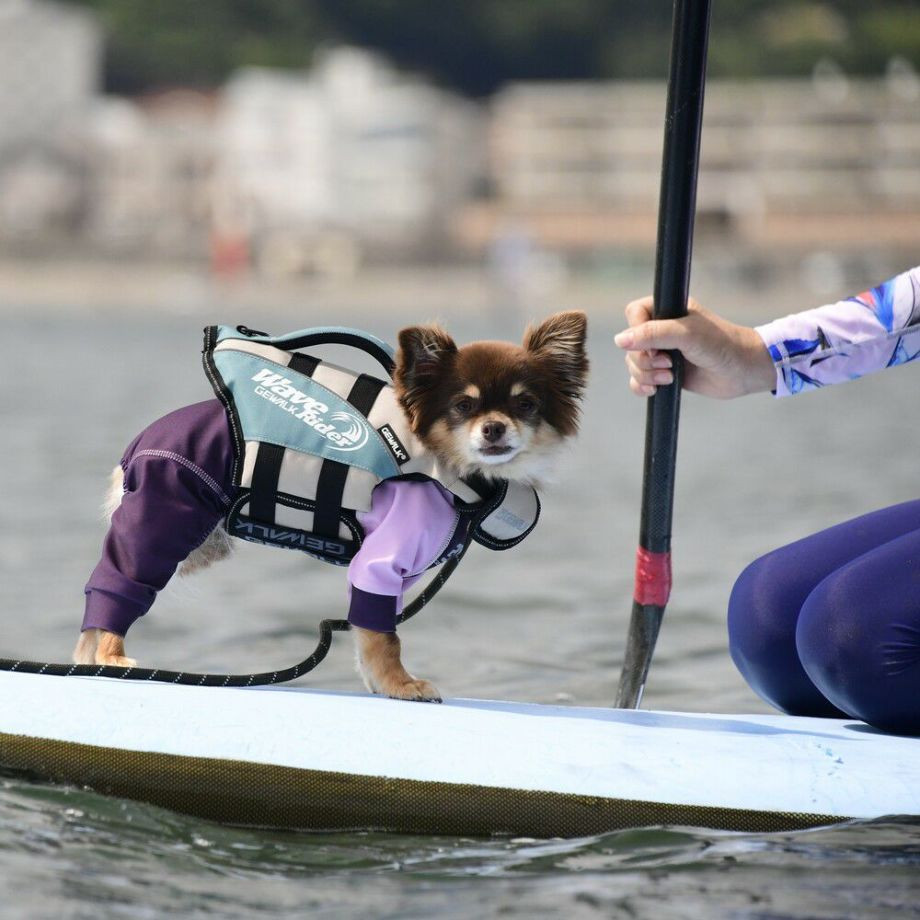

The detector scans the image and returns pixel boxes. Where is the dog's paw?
[386,678,442,703]
[96,654,138,668]
[73,629,136,668]
[72,631,98,665]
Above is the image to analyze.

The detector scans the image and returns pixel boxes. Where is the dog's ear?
[524,311,589,435]
[395,324,457,422]
[524,311,588,385]
[397,324,457,379]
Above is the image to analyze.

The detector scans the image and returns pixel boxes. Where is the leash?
[0,546,469,688]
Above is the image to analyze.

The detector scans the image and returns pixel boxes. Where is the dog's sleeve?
[346,480,458,633]
[82,401,235,636]
[755,265,920,396]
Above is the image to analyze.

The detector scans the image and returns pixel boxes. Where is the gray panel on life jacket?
[474,480,540,550]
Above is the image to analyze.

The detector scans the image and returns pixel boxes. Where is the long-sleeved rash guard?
[732,264,920,735]
[755,266,920,396]
[82,400,465,637]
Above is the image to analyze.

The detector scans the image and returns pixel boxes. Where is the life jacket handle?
[234,324,396,379]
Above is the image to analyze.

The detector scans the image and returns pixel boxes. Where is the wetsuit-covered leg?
[727,499,920,719]
[82,400,235,636]
[796,525,920,735]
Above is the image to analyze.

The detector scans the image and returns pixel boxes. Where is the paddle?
[615,0,712,708]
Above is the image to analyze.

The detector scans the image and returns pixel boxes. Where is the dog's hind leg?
[178,524,233,577]
[72,628,137,667]
[105,463,232,577]
[74,469,138,666]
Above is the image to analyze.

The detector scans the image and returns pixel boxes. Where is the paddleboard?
[1,670,916,836]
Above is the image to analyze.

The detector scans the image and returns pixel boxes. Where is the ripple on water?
[1,775,919,919]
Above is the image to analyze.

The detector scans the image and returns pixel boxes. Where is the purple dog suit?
[83,400,466,636]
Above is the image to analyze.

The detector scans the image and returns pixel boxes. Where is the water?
[1,776,919,919]
[1,265,919,917]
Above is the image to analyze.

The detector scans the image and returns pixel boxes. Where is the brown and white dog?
[74,311,588,700]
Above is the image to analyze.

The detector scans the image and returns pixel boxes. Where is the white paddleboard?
[1,670,917,835]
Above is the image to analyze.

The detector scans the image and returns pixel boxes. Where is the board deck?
[1,671,917,836]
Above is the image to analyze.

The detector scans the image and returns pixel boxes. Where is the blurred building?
[0,0,101,244]
[214,48,484,273]
[456,71,920,258]
[1,1,917,270]
[87,91,217,258]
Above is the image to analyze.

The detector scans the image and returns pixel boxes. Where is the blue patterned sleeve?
[754,266,920,396]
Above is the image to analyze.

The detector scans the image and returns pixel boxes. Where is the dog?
[73,311,588,701]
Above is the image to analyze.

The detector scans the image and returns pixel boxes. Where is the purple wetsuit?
[729,266,920,734]
[83,400,463,637]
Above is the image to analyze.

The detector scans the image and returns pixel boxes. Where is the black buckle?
[236,324,269,338]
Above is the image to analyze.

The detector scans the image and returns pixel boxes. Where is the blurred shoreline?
[1,248,913,322]
[0,254,654,317]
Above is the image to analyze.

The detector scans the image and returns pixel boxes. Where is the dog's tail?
[102,465,125,522]
[102,465,233,577]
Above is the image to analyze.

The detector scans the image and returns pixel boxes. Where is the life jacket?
[202,324,540,566]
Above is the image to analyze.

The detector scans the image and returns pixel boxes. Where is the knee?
[728,552,845,718]
[797,579,920,735]
[728,551,803,675]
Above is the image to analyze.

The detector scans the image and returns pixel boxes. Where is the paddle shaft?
[615,0,712,709]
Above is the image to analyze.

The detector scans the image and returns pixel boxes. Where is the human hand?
[614,296,776,399]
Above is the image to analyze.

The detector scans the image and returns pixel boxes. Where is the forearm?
[755,267,920,397]
[728,322,777,396]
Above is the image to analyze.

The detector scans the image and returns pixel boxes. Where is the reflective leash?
[0,550,468,687]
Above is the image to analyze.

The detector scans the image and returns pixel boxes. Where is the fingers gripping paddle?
[615,0,712,709]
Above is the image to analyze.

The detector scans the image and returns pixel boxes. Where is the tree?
[65,0,920,96]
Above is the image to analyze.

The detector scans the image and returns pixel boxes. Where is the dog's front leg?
[352,627,441,702]
[72,628,138,667]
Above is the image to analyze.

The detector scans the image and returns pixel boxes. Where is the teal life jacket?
[202,324,540,566]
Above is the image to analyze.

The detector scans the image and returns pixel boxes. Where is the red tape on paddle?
[634,547,672,606]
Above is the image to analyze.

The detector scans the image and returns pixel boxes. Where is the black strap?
[288,352,320,377]
[249,442,285,523]
[312,373,386,538]
[347,373,387,416]
[248,352,318,524]
[312,460,350,537]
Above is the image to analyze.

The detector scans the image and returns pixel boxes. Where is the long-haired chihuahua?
[74,311,588,701]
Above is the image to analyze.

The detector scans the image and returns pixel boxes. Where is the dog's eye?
[515,395,538,415]
[453,397,475,415]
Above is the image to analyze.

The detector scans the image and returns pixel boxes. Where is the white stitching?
[133,450,232,506]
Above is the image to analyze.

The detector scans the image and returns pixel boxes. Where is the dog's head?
[395,311,588,485]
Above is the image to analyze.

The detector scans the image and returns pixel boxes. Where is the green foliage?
[74,0,324,93]
[63,0,920,95]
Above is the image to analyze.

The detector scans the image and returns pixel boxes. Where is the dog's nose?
[481,420,506,443]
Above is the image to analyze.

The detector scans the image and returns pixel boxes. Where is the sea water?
[1,265,918,917]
